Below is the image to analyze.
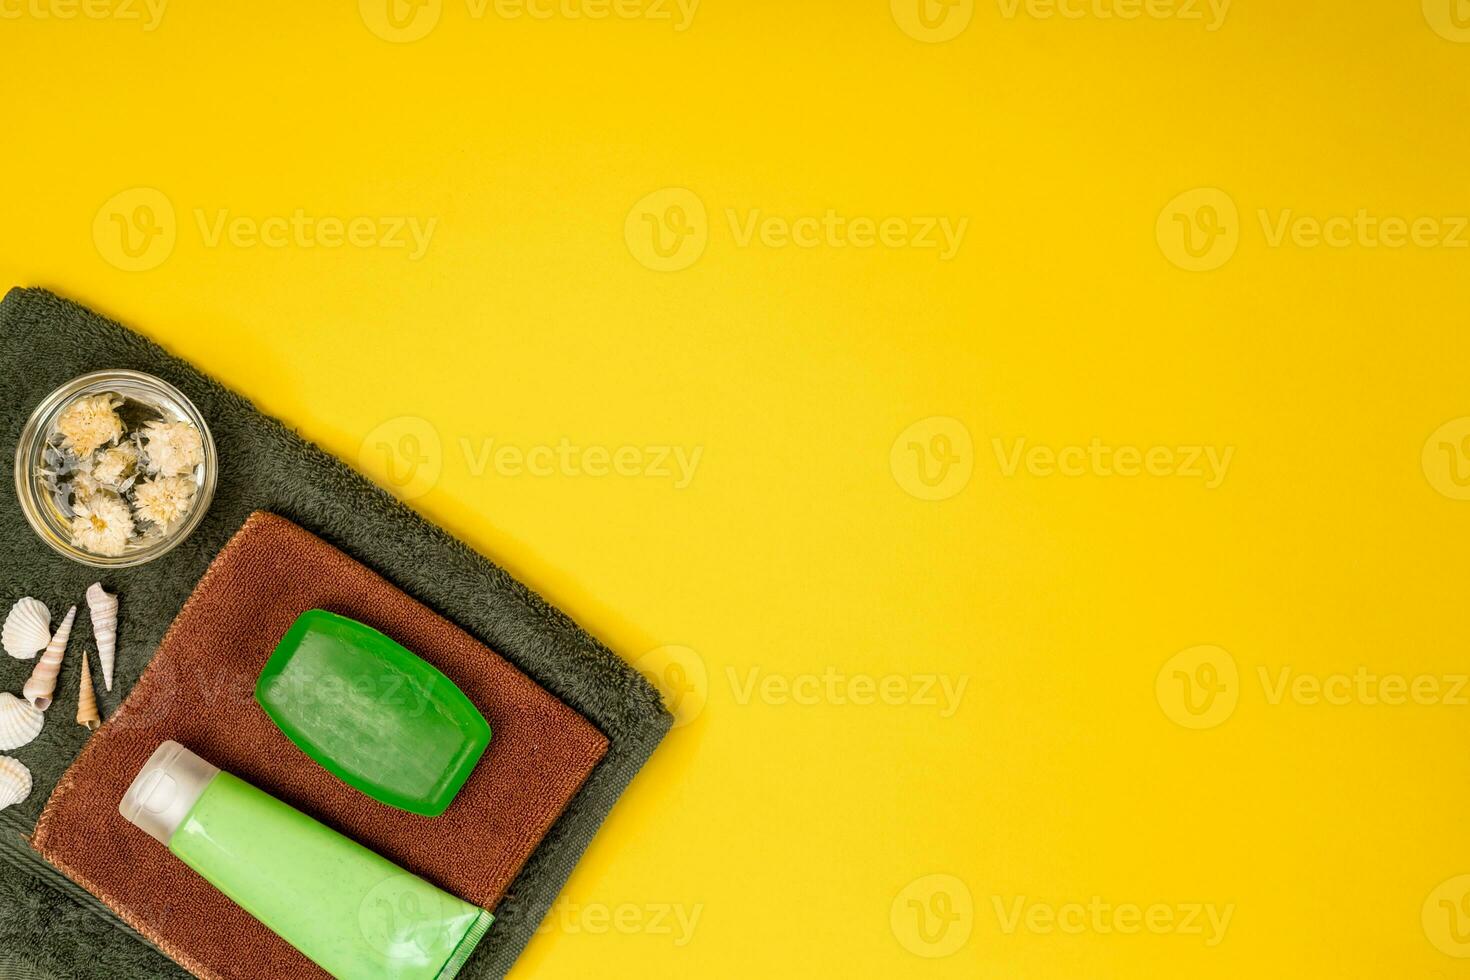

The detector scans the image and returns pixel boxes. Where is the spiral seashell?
[23,605,75,711]
[77,655,100,732]
[0,755,32,810]
[86,583,118,691]
[3,598,51,660]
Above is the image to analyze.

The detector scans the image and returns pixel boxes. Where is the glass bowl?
[14,370,217,567]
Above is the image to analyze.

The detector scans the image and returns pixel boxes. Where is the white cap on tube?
[119,741,221,846]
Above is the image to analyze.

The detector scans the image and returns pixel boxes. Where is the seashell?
[86,583,118,692]
[77,655,100,732]
[3,598,51,660]
[0,755,32,810]
[0,693,44,751]
[24,605,75,711]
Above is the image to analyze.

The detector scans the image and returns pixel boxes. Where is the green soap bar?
[255,609,492,817]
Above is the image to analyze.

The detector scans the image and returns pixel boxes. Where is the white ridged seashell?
[86,583,118,692]
[0,756,31,810]
[0,694,43,751]
[24,605,74,711]
[3,598,51,660]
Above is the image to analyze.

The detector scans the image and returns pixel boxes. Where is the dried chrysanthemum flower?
[132,475,197,529]
[91,442,139,487]
[71,493,134,557]
[141,420,204,477]
[56,393,123,458]
[70,470,102,504]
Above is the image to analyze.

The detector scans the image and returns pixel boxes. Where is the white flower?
[70,471,102,504]
[72,493,134,557]
[141,420,204,477]
[92,443,139,487]
[56,393,123,458]
[132,475,196,529]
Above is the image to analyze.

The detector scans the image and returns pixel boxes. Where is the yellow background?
[4,0,1470,976]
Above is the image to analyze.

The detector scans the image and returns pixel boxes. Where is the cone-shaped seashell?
[0,693,43,751]
[3,597,51,660]
[23,605,75,711]
[77,655,100,732]
[0,755,31,810]
[86,583,118,691]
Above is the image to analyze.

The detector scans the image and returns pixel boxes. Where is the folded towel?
[0,287,672,979]
[31,512,609,980]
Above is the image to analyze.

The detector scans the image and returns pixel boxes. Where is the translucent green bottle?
[120,741,493,980]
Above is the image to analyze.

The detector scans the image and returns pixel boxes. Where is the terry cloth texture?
[31,511,610,980]
[0,287,672,980]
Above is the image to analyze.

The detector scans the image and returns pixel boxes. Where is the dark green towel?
[0,287,671,979]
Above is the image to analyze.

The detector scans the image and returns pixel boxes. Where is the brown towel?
[30,512,609,980]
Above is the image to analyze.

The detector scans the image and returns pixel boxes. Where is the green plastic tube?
[120,741,493,980]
